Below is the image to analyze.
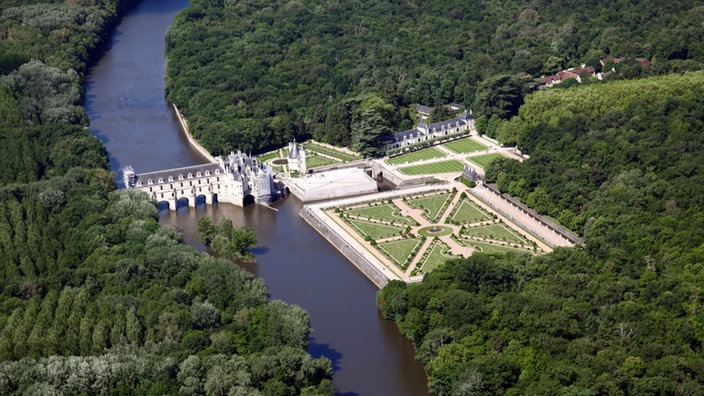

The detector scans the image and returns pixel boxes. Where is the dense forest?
[0,0,332,394]
[378,73,704,394]
[161,0,704,394]
[165,0,703,156]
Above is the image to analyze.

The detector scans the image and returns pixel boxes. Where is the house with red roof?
[542,66,595,87]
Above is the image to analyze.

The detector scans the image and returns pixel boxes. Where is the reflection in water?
[85,0,429,394]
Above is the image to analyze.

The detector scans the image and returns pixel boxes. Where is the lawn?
[421,241,454,272]
[259,150,281,163]
[459,239,530,254]
[306,154,338,168]
[386,147,445,165]
[347,219,404,239]
[468,153,504,168]
[346,203,413,225]
[451,199,493,224]
[463,223,529,244]
[306,143,361,162]
[443,138,487,153]
[398,160,465,175]
[407,193,452,222]
[377,238,421,266]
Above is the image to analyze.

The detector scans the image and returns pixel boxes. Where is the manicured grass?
[398,160,465,175]
[306,143,361,162]
[451,199,493,223]
[407,193,451,222]
[347,219,404,239]
[346,203,413,225]
[306,154,337,168]
[459,239,530,254]
[468,153,504,168]
[443,137,487,153]
[421,241,454,272]
[464,223,529,244]
[377,238,421,266]
[259,150,280,163]
[386,147,445,165]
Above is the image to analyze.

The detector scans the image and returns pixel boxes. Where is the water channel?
[84,1,429,394]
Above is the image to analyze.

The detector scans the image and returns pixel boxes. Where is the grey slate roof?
[391,110,472,143]
[134,163,222,185]
[393,127,421,143]
[415,104,433,115]
[289,139,300,159]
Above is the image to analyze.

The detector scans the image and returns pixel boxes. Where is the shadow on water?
[308,338,342,373]
[139,0,190,14]
[86,0,430,394]
[248,246,270,255]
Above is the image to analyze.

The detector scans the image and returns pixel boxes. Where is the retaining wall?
[370,161,433,188]
[299,206,390,288]
[172,104,217,163]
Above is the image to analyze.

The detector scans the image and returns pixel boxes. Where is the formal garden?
[259,140,362,173]
[328,186,545,276]
[468,152,504,168]
[398,160,465,175]
[442,137,487,153]
[386,146,445,165]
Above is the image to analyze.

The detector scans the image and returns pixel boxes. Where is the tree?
[231,226,257,258]
[197,216,217,245]
[473,74,530,120]
[352,109,393,158]
[428,105,457,124]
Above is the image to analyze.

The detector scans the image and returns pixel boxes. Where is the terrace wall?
[299,206,390,288]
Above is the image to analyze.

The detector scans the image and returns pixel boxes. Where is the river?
[84,1,429,395]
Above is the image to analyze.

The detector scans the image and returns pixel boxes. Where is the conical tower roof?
[289,139,300,159]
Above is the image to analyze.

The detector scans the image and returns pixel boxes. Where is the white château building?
[123,151,284,210]
[387,109,474,151]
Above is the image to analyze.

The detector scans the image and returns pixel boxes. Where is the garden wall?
[299,206,390,288]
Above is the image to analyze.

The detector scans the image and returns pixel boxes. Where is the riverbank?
[84,1,431,393]
[171,104,217,163]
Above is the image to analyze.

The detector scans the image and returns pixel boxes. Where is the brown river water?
[84,1,429,394]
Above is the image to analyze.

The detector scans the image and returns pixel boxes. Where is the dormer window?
[196,172,202,177]
[158,178,164,183]
[187,173,193,178]
[178,174,184,180]
[168,176,174,182]
[205,171,210,176]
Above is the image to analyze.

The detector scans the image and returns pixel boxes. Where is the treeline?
[485,72,704,268]
[164,0,703,155]
[0,0,333,394]
[0,0,134,184]
[378,72,704,394]
[0,170,333,394]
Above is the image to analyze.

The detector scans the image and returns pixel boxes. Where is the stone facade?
[387,109,474,151]
[123,151,284,210]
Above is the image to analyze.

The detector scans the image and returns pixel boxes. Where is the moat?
[84,0,429,395]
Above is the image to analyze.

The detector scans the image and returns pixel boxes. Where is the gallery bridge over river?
[122,151,285,210]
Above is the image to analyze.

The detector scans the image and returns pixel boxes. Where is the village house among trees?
[542,56,652,87]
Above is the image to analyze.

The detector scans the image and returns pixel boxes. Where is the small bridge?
[123,152,284,210]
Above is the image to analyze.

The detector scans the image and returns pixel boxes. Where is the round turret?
[123,166,136,188]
